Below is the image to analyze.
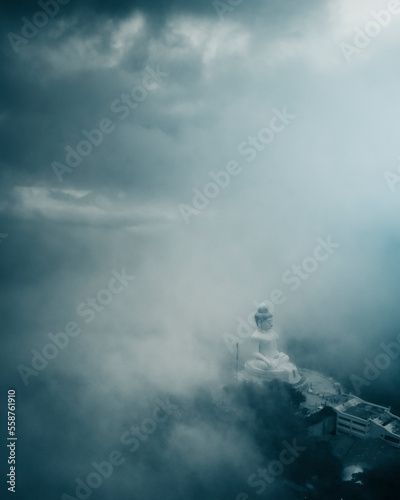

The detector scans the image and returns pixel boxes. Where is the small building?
[333,396,400,448]
[306,406,337,437]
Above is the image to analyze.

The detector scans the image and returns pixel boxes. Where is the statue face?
[260,317,273,331]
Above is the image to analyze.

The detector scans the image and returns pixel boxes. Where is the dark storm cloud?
[0,0,327,193]
[0,0,317,26]
[1,0,208,22]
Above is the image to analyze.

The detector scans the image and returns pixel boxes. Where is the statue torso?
[251,330,279,359]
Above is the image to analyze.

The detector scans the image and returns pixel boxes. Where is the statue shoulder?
[252,329,279,340]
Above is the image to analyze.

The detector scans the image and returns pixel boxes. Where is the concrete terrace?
[300,369,343,413]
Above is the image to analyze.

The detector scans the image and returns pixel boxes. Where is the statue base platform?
[240,360,307,389]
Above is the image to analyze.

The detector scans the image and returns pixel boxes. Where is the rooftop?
[372,416,400,436]
[305,405,336,426]
[389,421,400,436]
[335,398,400,436]
[344,403,386,421]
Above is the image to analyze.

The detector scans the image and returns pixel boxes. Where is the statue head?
[255,304,273,332]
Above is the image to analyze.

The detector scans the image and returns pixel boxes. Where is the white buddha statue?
[242,304,303,386]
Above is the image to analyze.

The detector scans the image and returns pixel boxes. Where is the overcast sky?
[2,0,400,498]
